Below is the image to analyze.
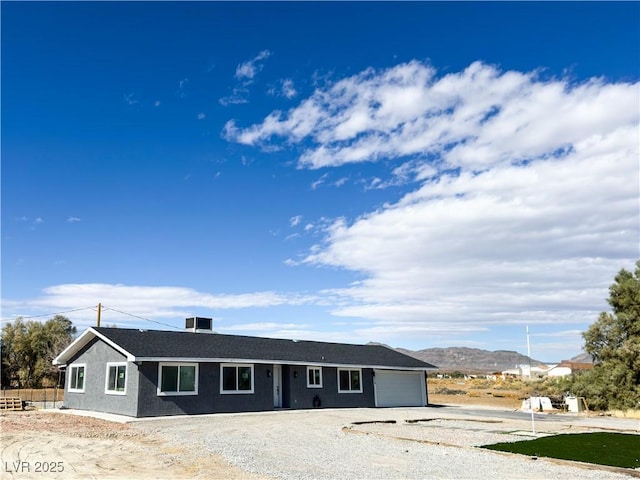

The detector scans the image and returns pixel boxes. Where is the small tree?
[0,321,21,387]
[1,315,76,388]
[1,318,36,387]
[39,315,76,384]
[580,261,640,410]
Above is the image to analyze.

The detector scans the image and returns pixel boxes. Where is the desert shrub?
[434,387,467,395]
[467,379,493,389]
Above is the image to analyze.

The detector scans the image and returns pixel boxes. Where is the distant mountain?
[568,351,594,363]
[396,346,546,373]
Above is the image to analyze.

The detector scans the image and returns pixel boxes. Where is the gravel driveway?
[130,406,639,479]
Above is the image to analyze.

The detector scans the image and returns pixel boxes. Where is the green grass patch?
[482,432,640,468]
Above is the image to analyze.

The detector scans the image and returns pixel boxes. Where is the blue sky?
[2,2,639,362]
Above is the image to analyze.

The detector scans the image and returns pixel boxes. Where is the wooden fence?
[1,387,64,409]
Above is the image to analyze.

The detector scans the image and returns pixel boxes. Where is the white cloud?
[225,322,309,332]
[281,79,297,98]
[177,78,189,98]
[334,177,349,187]
[224,61,638,171]
[217,324,365,344]
[154,100,161,107]
[303,131,638,331]
[225,60,639,352]
[3,283,315,330]
[30,218,44,230]
[311,173,328,190]
[219,86,250,106]
[66,217,81,223]
[289,215,303,227]
[123,93,138,105]
[311,173,350,190]
[269,78,297,99]
[197,112,206,120]
[364,161,431,190]
[221,51,273,106]
[235,50,271,80]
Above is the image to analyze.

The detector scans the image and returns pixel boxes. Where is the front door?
[273,364,282,408]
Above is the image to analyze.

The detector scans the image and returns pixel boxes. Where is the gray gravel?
[132,407,639,480]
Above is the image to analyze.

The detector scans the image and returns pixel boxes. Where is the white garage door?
[374,370,425,407]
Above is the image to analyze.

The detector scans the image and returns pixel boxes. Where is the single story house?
[53,318,437,417]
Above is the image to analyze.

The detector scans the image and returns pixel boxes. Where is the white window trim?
[68,363,86,393]
[157,362,199,396]
[220,363,254,394]
[105,362,127,395]
[337,368,363,393]
[306,366,323,388]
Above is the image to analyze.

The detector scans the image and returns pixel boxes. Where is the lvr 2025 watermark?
[4,461,64,473]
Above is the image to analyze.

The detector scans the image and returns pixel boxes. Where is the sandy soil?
[428,378,529,410]
[2,394,637,480]
[0,411,261,479]
[429,392,522,409]
[0,390,529,480]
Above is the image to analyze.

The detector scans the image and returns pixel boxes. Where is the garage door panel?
[375,370,425,407]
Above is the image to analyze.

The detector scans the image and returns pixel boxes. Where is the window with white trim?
[68,364,86,393]
[221,364,254,394]
[307,367,323,388]
[105,362,127,395]
[338,368,362,393]
[158,363,198,395]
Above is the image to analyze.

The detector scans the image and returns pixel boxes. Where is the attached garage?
[374,369,426,407]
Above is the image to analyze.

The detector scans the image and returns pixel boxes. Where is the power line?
[1,305,184,331]
[0,306,95,323]
[101,306,182,330]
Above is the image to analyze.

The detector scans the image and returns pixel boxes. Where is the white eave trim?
[134,357,430,371]
[53,327,135,365]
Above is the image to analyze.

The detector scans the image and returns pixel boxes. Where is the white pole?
[527,326,535,435]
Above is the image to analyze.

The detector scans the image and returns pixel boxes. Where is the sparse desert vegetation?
[428,377,528,409]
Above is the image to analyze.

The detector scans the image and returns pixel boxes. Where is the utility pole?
[97,303,101,327]
[527,325,535,435]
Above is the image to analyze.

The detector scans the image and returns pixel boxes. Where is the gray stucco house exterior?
[53,318,436,417]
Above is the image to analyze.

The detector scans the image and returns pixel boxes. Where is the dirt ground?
[428,378,526,409]
[0,385,545,480]
[0,388,519,480]
[0,411,263,479]
[2,387,637,480]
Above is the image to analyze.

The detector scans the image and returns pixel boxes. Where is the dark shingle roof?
[93,327,435,369]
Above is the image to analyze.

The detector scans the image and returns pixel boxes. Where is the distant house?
[501,364,549,379]
[53,318,436,417]
[545,361,593,377]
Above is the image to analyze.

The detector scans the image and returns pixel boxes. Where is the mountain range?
[396,346,592,373]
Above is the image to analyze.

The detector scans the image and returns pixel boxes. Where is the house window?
[158,363,198,395]
[105,363,127,395]
[307,367,323,388]
[338,368,362,393]
[221,364,254,394]
[69,364,86,393]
